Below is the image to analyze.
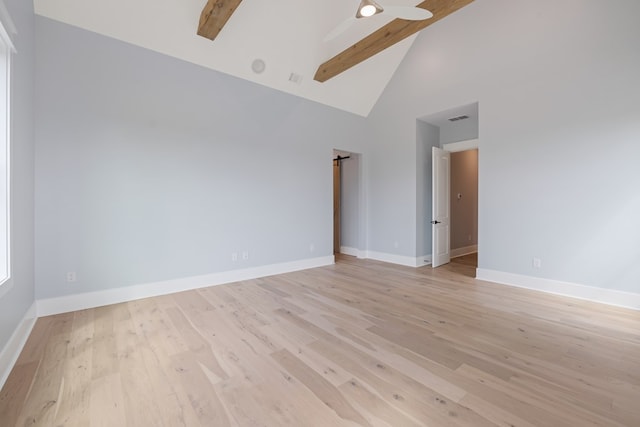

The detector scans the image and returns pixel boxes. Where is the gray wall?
[29,0,640,305]
[450,150,478,250]
[440,118,478,145]
[368,0,640,292]
[0,0,35,351]
[34,17,368,299]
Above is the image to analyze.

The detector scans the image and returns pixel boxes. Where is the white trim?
[339,246,363,258]
[37,256,335,316]
[364,250,430,268]
[442,138,478,153]
[476,268,640,311]
[0,1,15,36]
[451,245,477,259]
[0,22,11,288]
[0,7,14,53]
[0,301,37,390]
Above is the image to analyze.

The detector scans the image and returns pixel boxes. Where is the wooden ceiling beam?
[197,0,243,41]
[314,0,474,82]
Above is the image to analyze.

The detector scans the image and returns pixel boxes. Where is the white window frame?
[0,3,14,295]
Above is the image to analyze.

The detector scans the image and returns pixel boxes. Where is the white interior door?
[432,147,451,268]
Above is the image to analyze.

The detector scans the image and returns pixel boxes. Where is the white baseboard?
[451,245,477,259]
[0,302,37,390]
[339,246,362,257]
[37,256,335,317]
[476,268,640,311]
[365,251,431,268]
[342,247,430,265]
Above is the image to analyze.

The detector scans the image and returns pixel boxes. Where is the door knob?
[431,220,441,224]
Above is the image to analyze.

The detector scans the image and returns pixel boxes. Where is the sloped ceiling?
[33,0,475,117]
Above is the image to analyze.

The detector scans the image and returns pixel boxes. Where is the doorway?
[447,147,478,260]
[333,155,342,254]
[431,140,479,268]
[332,150,363,257]
[417,102,479,269]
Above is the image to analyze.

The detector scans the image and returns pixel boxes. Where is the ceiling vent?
[448,115,469,122]
[289,73,303,84]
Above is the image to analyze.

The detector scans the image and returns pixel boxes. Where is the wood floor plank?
[0,360,38,423]
[15,331,68,425]
[1,254,639,426]
[89,373,127,427]
[308,339,490,427]
[91,306,120,380]
[169,351,233,426]
[53,309,94,426]
[338,378,424,427]
[271,348,372,427]
[455,363,627,427]
[113,307,168,426]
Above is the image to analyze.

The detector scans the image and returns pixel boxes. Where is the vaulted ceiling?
[34,0,474,116]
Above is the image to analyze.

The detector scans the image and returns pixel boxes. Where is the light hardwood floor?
[1,254,639,426]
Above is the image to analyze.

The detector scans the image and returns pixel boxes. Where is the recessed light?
[251,59,266,74]
[360,5,377,17]
[356,0,383,18]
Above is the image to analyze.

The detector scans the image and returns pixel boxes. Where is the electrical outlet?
[66,271,77,283]
[309,243,315,253]
[231,252,238,262]
[242,251,249,260]
[532,257,542,268]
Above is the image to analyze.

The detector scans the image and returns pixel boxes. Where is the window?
[0,13,13,287]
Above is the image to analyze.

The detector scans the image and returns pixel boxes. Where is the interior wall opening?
[416,102,479,269]
[332,149,362,257]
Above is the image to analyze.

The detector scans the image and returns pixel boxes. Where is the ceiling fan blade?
[323,17,357,42]
[383,6,433,21]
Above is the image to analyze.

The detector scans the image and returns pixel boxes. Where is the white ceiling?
[34,0,430,117]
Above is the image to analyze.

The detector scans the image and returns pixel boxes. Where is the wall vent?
[448,115,469,122]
